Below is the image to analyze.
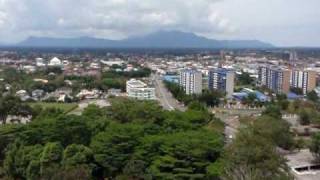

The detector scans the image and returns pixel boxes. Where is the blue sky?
[0,0,319,46]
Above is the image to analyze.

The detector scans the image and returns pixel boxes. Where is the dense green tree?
[165,81,222,107]
[40,142,63,178]
[3,142,43,179]
[242,93,257,107]
[197,90,222,107]
[17,115,91,146]
[299,109,311,125]
[237,71,254,85]
[121,160,148,179]
[63,144,93,168]
[253,116,294,150]
[222,127,292,180]
[0,95,33,124]
[262,105,282,119]
[187,101,207,111]
[135,130,224,179]
[307,91,319,103]
[91,123,144,177]
[108,98,164,124]
[0,98,225,179]
[310,133,320,161]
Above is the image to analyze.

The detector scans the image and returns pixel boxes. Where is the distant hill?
[17,31,274,49]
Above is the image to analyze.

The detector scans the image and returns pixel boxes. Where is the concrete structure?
[208,68,235,98]
[258,66,291,94]
[48,57,62,67]
[233,88,269,102]
[314,86,320,97]
[289,50,298,62]
[179,69,203,95]
[35,58,46,67]
[291,69,317,94]
[286,149,320,180]
[126,79,156,100]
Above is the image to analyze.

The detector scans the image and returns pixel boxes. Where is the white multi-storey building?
[208,68,235,98]
[258,66,291,94]
[291,70,316,94]
[179,69,202,95]
[126,79,156,100]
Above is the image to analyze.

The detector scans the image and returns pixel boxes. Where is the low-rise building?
[77,89,101,99]
[32,89,45,101]
[108,88,122,97]
[126,79,156,100]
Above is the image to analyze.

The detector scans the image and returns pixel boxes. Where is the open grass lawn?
[28,102,78,113]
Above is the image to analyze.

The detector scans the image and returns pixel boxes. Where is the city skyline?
[0,0,319,47]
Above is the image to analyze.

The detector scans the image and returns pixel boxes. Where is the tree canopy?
[0,98,225,179]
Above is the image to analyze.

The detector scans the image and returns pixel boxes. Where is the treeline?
[0,67,151,96]
[164,81,223,107]
[100,67,151,91]
[223,105,296,180]
[0,98,225,179]
[0,97,302,179]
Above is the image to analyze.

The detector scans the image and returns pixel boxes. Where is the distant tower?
[289,51,298,65]
[219,50,226,68]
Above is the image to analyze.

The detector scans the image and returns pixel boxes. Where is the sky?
[0,0,319,47]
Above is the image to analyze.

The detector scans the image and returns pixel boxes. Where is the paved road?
[216,115,239,144]
[152,74,186,111]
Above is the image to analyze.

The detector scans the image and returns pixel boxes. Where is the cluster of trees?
[101,67,151,91]
[0,95,34,124]
[0,66,152,98]
[67,67,152,93]
[236,71,254,86]
[310,133,320,161]
[164,81,223,107]
[222,105,295,180]
[0,98,225,179]
[0,96,310,179]
[286,99,320,126]
[0,67,66,94]
[240,93,265,107]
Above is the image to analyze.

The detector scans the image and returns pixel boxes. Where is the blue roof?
[233,88,269,102]
[287,92,303,100]
[233,92,248,100]
[163,75,179,83]
[210,68,234,75]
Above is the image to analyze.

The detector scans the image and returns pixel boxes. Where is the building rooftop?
[127,79,147,88]
[286,149,320,180]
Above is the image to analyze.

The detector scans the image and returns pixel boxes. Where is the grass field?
[28,102,78,113]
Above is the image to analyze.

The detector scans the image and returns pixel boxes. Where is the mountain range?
[16,31,274,49]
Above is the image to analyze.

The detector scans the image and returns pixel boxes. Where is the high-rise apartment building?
[208,68,235,98]
[179,70,203,95]
[258,66,291,94]
[291,70,316,94]
[289,51,298,62]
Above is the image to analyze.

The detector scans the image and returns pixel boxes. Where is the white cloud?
[0,0,319,46]
[0,0,235,42]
